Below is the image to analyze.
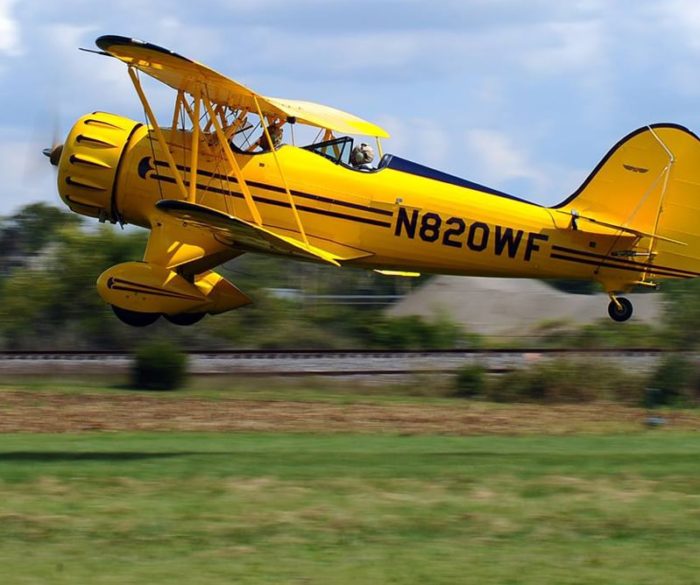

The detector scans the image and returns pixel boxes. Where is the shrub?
[486,359,645,404]
[646,354,695,406]
[131,340,188,391]
[454,364,486,398]
[487,367,563,403]
[368,315,478,350]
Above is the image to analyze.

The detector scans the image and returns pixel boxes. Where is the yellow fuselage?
[58,113,642,293]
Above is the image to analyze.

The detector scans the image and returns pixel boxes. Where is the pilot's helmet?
[351,143,374,166]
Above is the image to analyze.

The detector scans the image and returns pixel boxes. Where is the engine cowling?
[56,112,145,223]
[96,262,251,316]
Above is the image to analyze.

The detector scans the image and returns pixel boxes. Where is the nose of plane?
[54,112,142,222]
[42,144,64,167]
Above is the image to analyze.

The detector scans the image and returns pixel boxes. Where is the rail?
[0,348,674,377]
[0,348,671,358]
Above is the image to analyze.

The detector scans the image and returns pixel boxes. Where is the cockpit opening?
[302,136,383,172]
[302,136,354,165]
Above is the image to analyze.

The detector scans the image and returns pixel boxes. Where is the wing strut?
[128,67,189,200]
[253,95,308,246]
[201,95,263,225]
[642,126,676,283]
[188,91,200,203]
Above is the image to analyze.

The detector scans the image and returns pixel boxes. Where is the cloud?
[0,0,696,216]
[242,23,607,81]
[21,24,136,124]
[0,0,21,57]
[653,0,700,51]
[0,133,56,215]
[209,0,608,35]
[379,115,450,169]
[466,129,546,185]
[518,19,608,75]
[199,1,618,89]
[463,128,557,201]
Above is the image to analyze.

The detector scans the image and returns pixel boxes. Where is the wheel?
[112,305,160,327]
[164,312,206,326]
[607,297,633,322]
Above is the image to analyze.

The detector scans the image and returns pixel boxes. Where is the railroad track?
[0,348,672,377]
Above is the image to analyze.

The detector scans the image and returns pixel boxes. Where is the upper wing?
[95,35,389,138]
[263,97,389,138]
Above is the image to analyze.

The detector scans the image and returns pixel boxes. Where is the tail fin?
[552,123,700,279]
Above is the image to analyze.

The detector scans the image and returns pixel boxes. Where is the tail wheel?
[112,305,160,327]
[164,312,206,326]
[608,297,633,322]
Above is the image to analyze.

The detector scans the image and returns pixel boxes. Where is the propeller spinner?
[42,144,63,167]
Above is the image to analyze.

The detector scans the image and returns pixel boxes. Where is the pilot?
[350,142,375,170]
[255,121,283,152]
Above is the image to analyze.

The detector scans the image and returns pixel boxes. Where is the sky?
[2,0,700,215]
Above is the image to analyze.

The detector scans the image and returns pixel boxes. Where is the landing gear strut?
[607,296,633,322]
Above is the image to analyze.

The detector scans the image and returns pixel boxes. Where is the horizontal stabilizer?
[556,210,686,246]
[156,200,342,266]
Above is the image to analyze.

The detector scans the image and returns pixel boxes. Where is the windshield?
[302,136,354,165]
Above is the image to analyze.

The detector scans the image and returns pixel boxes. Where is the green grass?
[0,374,466,405]
[1,432,699,584]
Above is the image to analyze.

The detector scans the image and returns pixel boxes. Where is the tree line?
[0,203,470,350]
[1,202,698,351]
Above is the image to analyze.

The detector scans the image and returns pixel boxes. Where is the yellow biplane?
[45,35,700,326]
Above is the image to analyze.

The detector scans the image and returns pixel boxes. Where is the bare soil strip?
[1,391,698,434]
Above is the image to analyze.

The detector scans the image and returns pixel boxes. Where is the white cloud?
[0,134,57,215]
[0,0,696,216]
[463,128,612,206]
[518,19,608,75]
[231,8,614,84]
[0,0,20,57]
[377,115,450,169]
[654,0,700,51]
[150,17,226,62]
[411,119,450,169]
[30,24,136,122]
[465,129,547,188]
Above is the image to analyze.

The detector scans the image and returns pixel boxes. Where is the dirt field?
[2,390,699,434]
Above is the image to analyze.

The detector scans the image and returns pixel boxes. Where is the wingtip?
[95,35,132,52]
[94,35,193,63]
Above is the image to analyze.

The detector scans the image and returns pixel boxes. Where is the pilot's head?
[260,123,283,151]
[351,143,374,167]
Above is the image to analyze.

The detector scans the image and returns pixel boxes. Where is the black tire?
[164,312,206,326]
[608,297,633,322]
[112,305,160,327]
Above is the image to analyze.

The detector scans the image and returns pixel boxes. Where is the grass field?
[1,431,700,584]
